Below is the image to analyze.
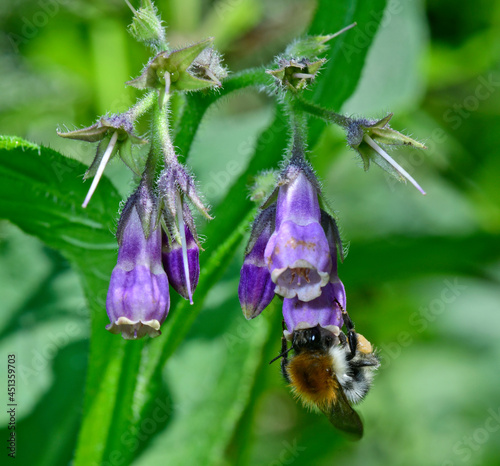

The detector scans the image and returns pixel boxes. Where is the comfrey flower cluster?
[240,30,427,339]
[239,136,346,336]
[58,1,225,339]
[238,28,427,436]
[56,0,427,367]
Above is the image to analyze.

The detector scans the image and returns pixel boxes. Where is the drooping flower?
[158,161,210,305]
[106,194,169,340]
[264,162,332,302]
[282,211,346,334]
[238,205,276,319]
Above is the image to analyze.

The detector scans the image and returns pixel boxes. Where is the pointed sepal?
[126,38,224,93]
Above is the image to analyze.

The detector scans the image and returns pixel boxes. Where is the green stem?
[152,91,177,165]
[221,66,273,92]
[283,94,309,164]
[128,91,156,121]
[142,93,173,187]
[294,96,351,128]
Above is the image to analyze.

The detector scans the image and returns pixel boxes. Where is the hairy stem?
[295,96,351,128]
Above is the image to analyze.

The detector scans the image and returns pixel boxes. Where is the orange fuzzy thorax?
[287,352,338,410]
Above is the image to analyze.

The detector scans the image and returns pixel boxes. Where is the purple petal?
[106,265,170,339]
[282,281,345,333]
[264,220,331,301]
[238,207,276,319]
[275,171,321,228]
[238,263,275,319]
[162,226,200,301]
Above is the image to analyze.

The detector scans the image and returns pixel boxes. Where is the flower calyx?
[267,24,356,93]
[58,111,148,207]
[127,38,225,93]
[267,57,325,93]
[159,162,211,239]
[347,114,427,194]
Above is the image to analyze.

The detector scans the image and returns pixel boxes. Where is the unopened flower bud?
[238,206,276,319]
[162,224,199,304]
[285,24,356,58]
[126,0,168,52]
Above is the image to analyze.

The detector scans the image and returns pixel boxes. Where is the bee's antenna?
[269,345,293,364]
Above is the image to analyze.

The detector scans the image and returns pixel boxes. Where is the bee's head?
[292,325,338,354]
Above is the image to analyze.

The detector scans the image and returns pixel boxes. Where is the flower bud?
[127,0,168,52]
[238,206,276,319]
[106,206,170,340]
[285,24,356,58]
[162,224,199,304]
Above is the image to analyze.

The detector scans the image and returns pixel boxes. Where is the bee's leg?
[338,330,348,347]
[280,320,291,384]
[335,298,358,358]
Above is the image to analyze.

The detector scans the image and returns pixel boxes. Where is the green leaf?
[0,341,88,466]
[0,136,120,253]
[0,136,127,465]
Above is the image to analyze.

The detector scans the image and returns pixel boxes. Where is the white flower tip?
[81,131,118,209]
[408,178,426,195]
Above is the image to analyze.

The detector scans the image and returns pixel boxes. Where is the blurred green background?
[1,0,500,465]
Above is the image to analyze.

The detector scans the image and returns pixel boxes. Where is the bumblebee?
[271,309,379,438]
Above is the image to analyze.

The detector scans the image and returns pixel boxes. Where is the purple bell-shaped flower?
[282,211,346,334]
[106,205,170,340]
[264,164,332,302]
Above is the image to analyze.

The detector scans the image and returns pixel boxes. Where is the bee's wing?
[321,384,363,439]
